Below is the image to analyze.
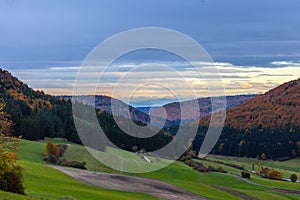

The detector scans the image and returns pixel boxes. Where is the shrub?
[259,167,269,178]
[179,156,188,162]
[132,146,138,152]
[61,161,87,170]
[5,166,24,194]
[241,171,251,179]
[207,166,217,172]
[57,144,68,155]
[267,169,282,180]
[184,159,197,167]
[290,173,298,182]
[43,142,61,164]
[193,163,208,172]
[44,142,60,158]
[46,154,58,164]
[216,167,227,173]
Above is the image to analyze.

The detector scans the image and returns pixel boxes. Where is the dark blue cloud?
[0,0,300,70]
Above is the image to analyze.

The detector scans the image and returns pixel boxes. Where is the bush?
[57,144,68,155]
[61,161,87,169]
[0,165,24,195]
[217,167,227,173]
[207,166,217,172]
[179,156,188,162]
[290,173,298,182]
[46,154,58,164]
[267,169,282,180]
[132,146,138,152]
[241,171,251,179]
[43,142,66,164]
[259,167,269,178]
[193,163,208,172]
[44,142,60,158]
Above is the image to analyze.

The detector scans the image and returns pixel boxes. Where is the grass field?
[1,138,299,199]
[3,140,158,200]
[205,155,300,190]
[20,160,157,200]
[207,155,300,177]
[57,139,300,200]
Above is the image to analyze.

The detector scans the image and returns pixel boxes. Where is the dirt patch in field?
[272,188,300,196]
[48,165,208,200]
[213,186,257,200]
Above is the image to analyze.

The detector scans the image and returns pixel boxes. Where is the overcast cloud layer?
[1,0,300,104]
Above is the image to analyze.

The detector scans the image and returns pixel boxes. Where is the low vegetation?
[43,141,87,170]
[290,173,298,182]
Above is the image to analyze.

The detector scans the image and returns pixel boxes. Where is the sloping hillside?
[224,79,300,133]
[0,68,172,152]
[194,79,300,159]
[0,68,76,141]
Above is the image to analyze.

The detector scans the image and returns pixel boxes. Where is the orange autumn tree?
[43,141,60,164]
[0,98,24,194]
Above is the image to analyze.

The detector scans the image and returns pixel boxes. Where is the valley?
[7,138,299,200]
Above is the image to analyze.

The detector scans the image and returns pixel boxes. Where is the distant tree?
[292,149,297,158]
[238,140,245,157]
[132,146,138,152]
[297,142,300,156]
[261,153,267,160]
[218,143,224,155]
[140,148,146,154]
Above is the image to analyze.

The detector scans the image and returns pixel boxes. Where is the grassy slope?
[0,190,34,200]
[61,141,300,200]
[10,140,158,200]
[206,155,300,190]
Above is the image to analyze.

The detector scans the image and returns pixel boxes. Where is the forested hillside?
[0,68,77,141]
[193,79,300,159]
[0,68,173,152]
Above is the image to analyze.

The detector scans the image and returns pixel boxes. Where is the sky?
[1,0,300,105]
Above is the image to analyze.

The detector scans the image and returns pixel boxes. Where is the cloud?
[50,66,80,70]
[7,59,299,103]
[270,61,300,67]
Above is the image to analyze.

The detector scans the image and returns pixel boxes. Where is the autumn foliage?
[259,167,282,180]
[0,98,24,194]
[195,79,300,159]
[43,141,60,163]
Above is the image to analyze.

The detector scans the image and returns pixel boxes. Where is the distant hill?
[193,79,300,159]
[63,95,174,128]
[140,95,256,126]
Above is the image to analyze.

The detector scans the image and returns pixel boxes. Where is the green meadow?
[1,139,299,199]
[57,139,300,200]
